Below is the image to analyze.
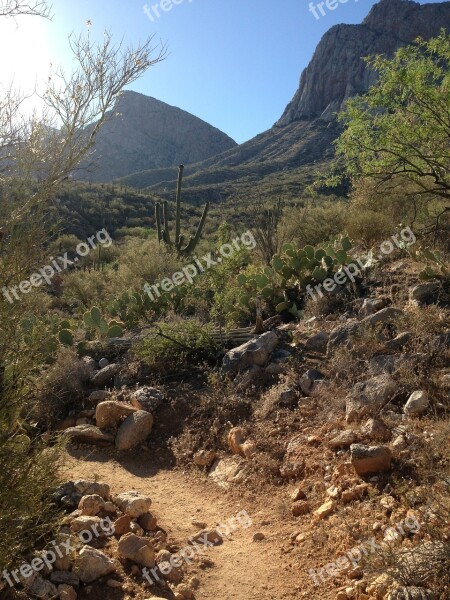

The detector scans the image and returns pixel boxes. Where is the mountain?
[76,91,237,182]
[115,0,450,203]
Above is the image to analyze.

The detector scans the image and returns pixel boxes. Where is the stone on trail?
[113,491,152,518]
[115,410,154,450]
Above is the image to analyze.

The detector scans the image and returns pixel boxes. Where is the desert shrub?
[345,209,396,247]
[30,348,92,428]
[133,318,219,369]
[284,200,348,247]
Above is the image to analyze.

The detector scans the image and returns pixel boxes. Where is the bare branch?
[0,0,52,18]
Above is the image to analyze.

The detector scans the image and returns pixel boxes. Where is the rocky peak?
[276,0,450,126]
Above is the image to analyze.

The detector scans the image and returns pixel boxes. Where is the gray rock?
[404,390,429,416]
[130,386,164,413]
[328,430,357,449]
[115,410,153,451]
[98,357,109,369]
[361,307,405,328]
[304,331,329,354]
[91,364,120,387]
[73,480,110,500]
[358,297,389,318]
[299,369,325,394]
[327,321,360,356]
[346,374,398,423]
[385,332,412,351]
[89,390,110,403]
[409,282,440,305]
[73,546,117,583]
[22,572,58,599]
[350,444,392,475]
[279,388,297,406]
[113,491,152,518]
[222,331,280,374]
[63,425,114,445]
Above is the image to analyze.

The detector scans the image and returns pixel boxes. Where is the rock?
[113,491,152,518]
[253,532,265,541]
[156,550,182,583]
[387,587,436,600]
[209,457,247,487]
[89,390,109,403]
[114,514,132,536]
[327,321,360,356]
[98,358,109,369]
[361,307,405,327]
[404,391,429,416]
[55,417,77,431]
[117,532,155,568]
[73,546,117,583]
[190,528,223,546]
[234,364,262,391]
[138,512,158,531]
[385,332,412,352]
[350,444,392,475]
[409,282,440,305]
[304,331,329,354]
[291,487,307,501]
[222,331,279,374]
[292,500,311,516]
[341,484,368,503]
[50,572,80,586]
[358,297,389,318]
[58,584,77,600]
[70,516,104,534]
[279,388,297,406]
[299,368,325,394]
[130,386,164,412]
[346,374,398,423]
[115,410,154,450]
[361,418,391,442]
[227,427,256,458]
[95,401,137,429]
[369,354,400,375]
[193,449,217,467]
[328,430,357,449]
[91,364,120,387]
[22,572,58,599]
[78,494,106,516]
[62,425,114,445]
[73,480,110,500]
[280,434,306,480]
[314,500,335,520]
[106,579,123,588]
[176,583,194,599]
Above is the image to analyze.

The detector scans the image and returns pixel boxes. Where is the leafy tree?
[0,2,166,576]
[332,32,450,210]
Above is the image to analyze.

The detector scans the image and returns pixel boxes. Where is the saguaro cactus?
[155,164,209,257]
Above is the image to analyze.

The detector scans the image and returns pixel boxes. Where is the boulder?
[193,449,217,467]
[115,410,154,450]
[304,331,329,354]
[117,532,155,568]
[138,512,158,531]
[346,374,398,423]
[89,390,110,403]
[91,364,120,387]
[350,444,392,475]
[98,358,109,369]
[222,331,279,374]
[328,429,357,449]
[62,425,114,445]
[73,546,117,583]
[327,321,360,356]
[113,491,152,518]
[409,282,440,305]
[358,297,389,318]
[404,390,429,416]
[361,307,405,327]
[113,514,132,536]
[385,332,412,352]
[50,572,80,587]
[95,401,137,429]
[130,386,164,413]
[58,584,77,600]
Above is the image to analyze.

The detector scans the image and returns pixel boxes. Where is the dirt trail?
[65,449,313,600]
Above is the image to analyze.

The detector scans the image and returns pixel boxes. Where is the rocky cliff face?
[78,91,237,182]
[277,0,450,126]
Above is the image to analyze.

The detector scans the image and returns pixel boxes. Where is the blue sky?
[0,0,443,143]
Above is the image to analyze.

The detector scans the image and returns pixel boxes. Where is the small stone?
[253,532,265,541]
[91,363,120,387]
[78,494,105,516]
[291,501,311,516]
[73,546,117,583]
[114,514,132,536]
[58,584,77,600]
[193,449,217,467]
[117,533,155,568]
[291,487,307,502]
[139,512,158,531]
[190,528,223,546]
[328,430,357,449]
[99,358,109,369]
[113,491,152,518]
[314,500,335,520]
[106,579,123,588]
